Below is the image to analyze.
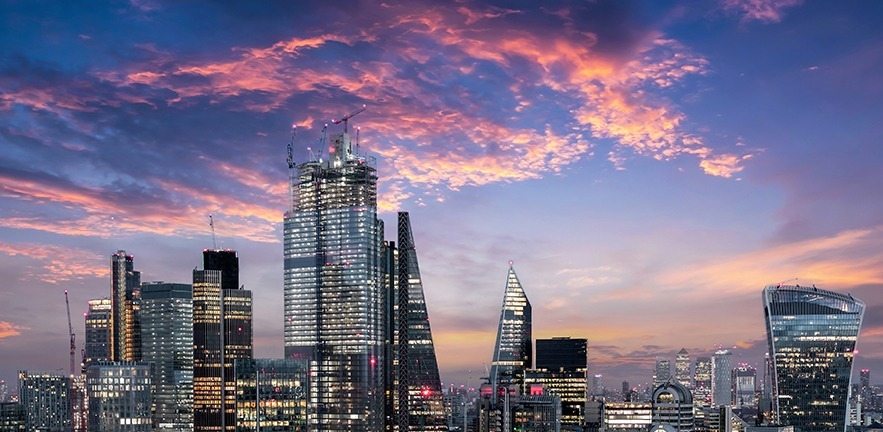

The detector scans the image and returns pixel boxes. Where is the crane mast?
[331,104,366,134]
[209,214,218,249]
[64,290,75,376]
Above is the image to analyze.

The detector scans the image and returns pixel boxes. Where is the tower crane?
[331,104,366,134]
[64,290,75,376]
[209,214,218,249]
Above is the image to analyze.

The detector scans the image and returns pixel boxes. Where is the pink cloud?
[0,242,107,283]
[0,321,26,340]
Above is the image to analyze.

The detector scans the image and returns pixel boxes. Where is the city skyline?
[2,0,883,392]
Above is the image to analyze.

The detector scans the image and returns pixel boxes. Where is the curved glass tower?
[763,284,865,432]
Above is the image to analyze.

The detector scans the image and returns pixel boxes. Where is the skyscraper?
[17,371,71,431]
[111,250,141,361]
[675,349,691,390]
[693,357,711,406]
[283,129,384,431]
[651,381,693,432]
[395,212,446,431]
[85,362,152,431]
[655,360,672,388]
[193,250,253,432]
[763,284,864,432]
[234,358,309,431]
[84,298,112,366]
[731,364,756,407]
[711,350,732,407]
[141,282,193,430]
[489,264,532,390]
[528,337,588,428]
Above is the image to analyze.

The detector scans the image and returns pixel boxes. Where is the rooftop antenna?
[331,104,366,134]
[209,214,217,249]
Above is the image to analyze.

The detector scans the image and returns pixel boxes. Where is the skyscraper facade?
[111,250,141,361]
[651,381,693,432]
[17,371,71,431]
[675,349,691,390]
[84,298,112,366]
[693,357,711,406]
[655,360,672,388]
[85,362,152,431]
[711,350,732,407]
[731,364,756,407]
[141,282,193,430]
[529,337,588,428]
[193,250,253,432]
[763,284,864,432]
[283,131,384,431]
[234,358,309,431]
[489,264,532,390]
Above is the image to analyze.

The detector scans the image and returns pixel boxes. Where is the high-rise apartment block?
[85,362,152,431]
[111,250,141,361]
[712,350,732,407]
[193,250,253,432]
[84,298,112,367]
[141,282,193,430]
[283,130,383,431]
[763,284,864,432]
[17,371,71,431]
[675,349,691,390]
[489,264,532,389]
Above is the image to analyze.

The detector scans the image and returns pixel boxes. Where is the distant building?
[763,284,864,432]
[17,371,71,431]
[623,381,631,402]
[712,350,732,407]
[193,250,253,432]
[489,264,532,389]
[731,364,756,407]
[84,298,113,366]
[0,402,25,431]
[85,362,152,431]
[655,360,672,388]
[675,349,691,389]
[111,250,141,361]
[693,357,712,406]
[593,374,604,400]
[141,282,193,430]
[605,402,652,432]
[651,381,693,432]
[528,337,588,428]
[478,384,561,432]
[234,358,309,431]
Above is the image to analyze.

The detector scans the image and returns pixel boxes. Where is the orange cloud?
[0,321,27,340]
[0,242,107,283]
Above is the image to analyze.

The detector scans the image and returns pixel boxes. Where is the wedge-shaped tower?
[489,264,532,390]
[763,284,864,432]
[397,212,446,431]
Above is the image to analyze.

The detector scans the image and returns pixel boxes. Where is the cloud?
[0,321,26,340]
[721,0,803,23]
[0,242,107,283]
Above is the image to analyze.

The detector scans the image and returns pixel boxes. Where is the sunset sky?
[2,0,883,391]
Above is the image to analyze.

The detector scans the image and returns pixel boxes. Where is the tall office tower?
[528,337,588,428]
[111,250,142,361]
[380,240,397,431]
[85,362,152,431]
[693,357,712,406]
[395,212,446,431]
[193,250,253,432]
[592,374,604,399]
[762,353,773,400]
[17,371,71,431]
[0,380,7,402]
[650,381,693,432]
[763,284,864,432]
[711,350,732,407]
[141,282,194,430]
[234,358,309,431]
[283,129,383,431]
[731,364,756,407]
[655,360,672,387]
[84,298,112,367]
[489,264,532,390]
[675,349,691,389]
[622,381,631,402]
[861,369,871,402]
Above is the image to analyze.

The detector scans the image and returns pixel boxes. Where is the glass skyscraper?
[141,282,193,431]
[693,357,711,406]
[85,298,112,366]
[763,284,864,432]
[85,362,152,431]
[528,337,588,428]
[711,350,732,407]
[489,264,532,390]
[193,250,253,432]
[234,358,310,432]
[111,250,141,361]
[675,349,691,390]
[283,131,384,431]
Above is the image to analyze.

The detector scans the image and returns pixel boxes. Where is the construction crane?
[331,104,366,134]
[209,214,218,249]
[287,125,297,170]
[64,290,75,376]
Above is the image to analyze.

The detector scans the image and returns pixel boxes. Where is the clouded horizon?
[2,0,883,391]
